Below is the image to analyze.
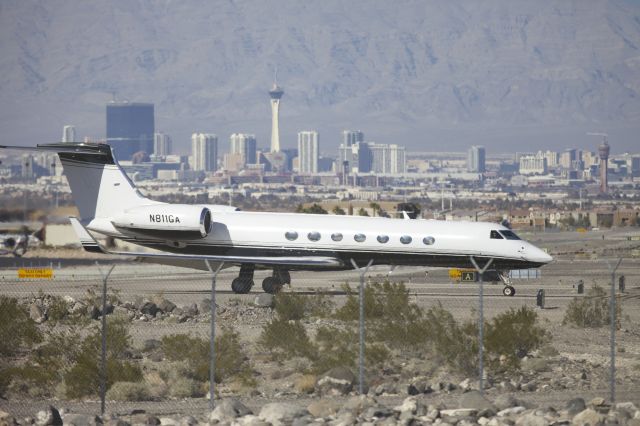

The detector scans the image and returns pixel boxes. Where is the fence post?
[606,258,622,404]
[350,258,373,395]
[469,256,494,395]
[96,262,116,417]
[205,261,224,411]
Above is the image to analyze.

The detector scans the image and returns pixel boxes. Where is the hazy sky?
[1,0,639,154]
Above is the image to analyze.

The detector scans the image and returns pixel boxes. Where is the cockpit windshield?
[490,230,503,239]
[499,230,521,240]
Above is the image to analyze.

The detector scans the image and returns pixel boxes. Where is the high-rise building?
[369,143,406,174]
[269,82,284,152]
[342,130,364,147]
[467,146,486,173]
[154,133,172,156]
[106,102,154,161]
[540,150,558,168]
[519,154,548,175]
[559,148,577,169]
[297,131,319,174]
[598,139,610,194]
[230,133,257,164]
[338,141,372,173]
[62,125,76,143]
[191,133,218,172]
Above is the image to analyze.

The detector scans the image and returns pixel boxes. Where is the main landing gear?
[230,265,291,295]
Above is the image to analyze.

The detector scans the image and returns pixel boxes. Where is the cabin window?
[308,231,321,242]
[490,230,503,239]
[285,231,298,241]
[331,233,343,242]
[499,230,521,240]
[377,235,389,243]
[354,233,366,243]
[400,235,412,244]
[423,236,435,245]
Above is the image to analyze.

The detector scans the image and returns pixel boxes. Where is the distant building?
[519,154,548,175]
[106,102,154,161]
[541,150,558,168]
[467,145,486,173]
[342,130,364,147]
[21,154,34,179]
[153,133,172,156]
[369,143,406,174]
[62,125,76,143]
[269,82,284,152]
[297,131,319,174]
[230,133,257,165]
[191,133,218,172]
[598,139,610,194]
[338,141,371,173]
[559,148,577,169]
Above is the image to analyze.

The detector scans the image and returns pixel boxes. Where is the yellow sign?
[18,268,54,279]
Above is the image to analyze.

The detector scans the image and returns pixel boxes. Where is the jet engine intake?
[112,205,212,240]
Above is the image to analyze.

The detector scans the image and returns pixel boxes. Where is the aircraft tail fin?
[1,143,158,222]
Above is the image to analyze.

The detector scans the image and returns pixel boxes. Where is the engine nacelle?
[111,205,212,240]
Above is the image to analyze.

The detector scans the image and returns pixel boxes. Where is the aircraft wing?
[69,217,344,268]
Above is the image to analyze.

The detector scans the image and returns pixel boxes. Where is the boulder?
[407,377,432,395]
[497,407,526,417]
[494,394,519,411]
[184,303,198,316]
[61,414,103,426]
[176,416,198,426]
[341,395,377,416]
[572,408,603,425]
[254,294,275,308]
[209,399,252,423]
[258,403,308,426]
[316,367,356,396]
[157,299,176,313]
[515,412,547,426]
[139,301,159,316]
[307,399,341,418]
[459,390,496,412]
[566,398,587,416]
[0,410,17,426]
[35,405,62,426]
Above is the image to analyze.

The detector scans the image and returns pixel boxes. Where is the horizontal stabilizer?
[69,217,343,268]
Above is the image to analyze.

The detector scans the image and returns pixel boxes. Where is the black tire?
[275,269,291,284]
[502,285,516,297]
[262,276,283,294]
[231,277,252,294]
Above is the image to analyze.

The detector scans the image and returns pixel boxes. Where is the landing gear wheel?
[502,285,516,297]
[231,277,253,294]
[274,269,291,285]
[262,276,283,294]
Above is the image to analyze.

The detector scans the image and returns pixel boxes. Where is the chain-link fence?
[1,256,639,420]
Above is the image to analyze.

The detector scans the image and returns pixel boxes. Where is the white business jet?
[0,143,552,295]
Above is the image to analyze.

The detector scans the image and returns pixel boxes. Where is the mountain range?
[1,0,639,154]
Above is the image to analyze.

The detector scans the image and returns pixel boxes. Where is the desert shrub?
[162,328,252,384]
[563,285,622,328]
[0,296,42,357]
[46,296,71,323]
[484,306,547,370]
[258,316,315,360]
[305,290,335,318]
[64,317,142,399]
[312,325,388,373]
[106,381,152,401]
[294,374,317,394]
[274,291,306,321]
[423,303,478,375]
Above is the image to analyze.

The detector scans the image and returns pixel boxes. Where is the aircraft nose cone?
[529,246,553,264]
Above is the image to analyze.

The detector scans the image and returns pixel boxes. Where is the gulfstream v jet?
[1,143,552,295]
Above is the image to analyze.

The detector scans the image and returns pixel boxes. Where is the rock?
[87,305,100,320]
[459,378,474,391]
[407,377,432,395]
[30,303,46,323]
[176,417,197,426]
[521,381,537,392]
[616,402,638,416]
[157,299,176,313]
[497,407,526,417]
[566,398,587,416]
[589,397,606,407]
[572,408,603,425]
[258,403,308,426]
[331,411,357,426]
[494,395,519,411]
[459,390,496,411]
[130,414,161,425]
[139,301,159,316]
[62,414,103,426]
[394,397,418,414]
[184,303,198,316]
[515,413,547,426]
[0,410,17,426]
[254,293,275,308]
[199,299,211,314]
[307,399,341,418]
[362,405,394,420]
[209,399,252,423]
[36,405,62,426]
[316,367,356,396]
[441,408,478,417]
[103,419,130,426]
[341,395,377,415]
[374,383,397,396]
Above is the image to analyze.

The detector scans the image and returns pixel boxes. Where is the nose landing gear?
[498,270,516,297]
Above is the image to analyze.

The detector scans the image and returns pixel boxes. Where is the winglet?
[69,217,104,253]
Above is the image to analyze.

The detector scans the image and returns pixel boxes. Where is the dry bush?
[294,374,317,394]
[106,381,152,401]
[258,316,315,360]
[563,284,622,328]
